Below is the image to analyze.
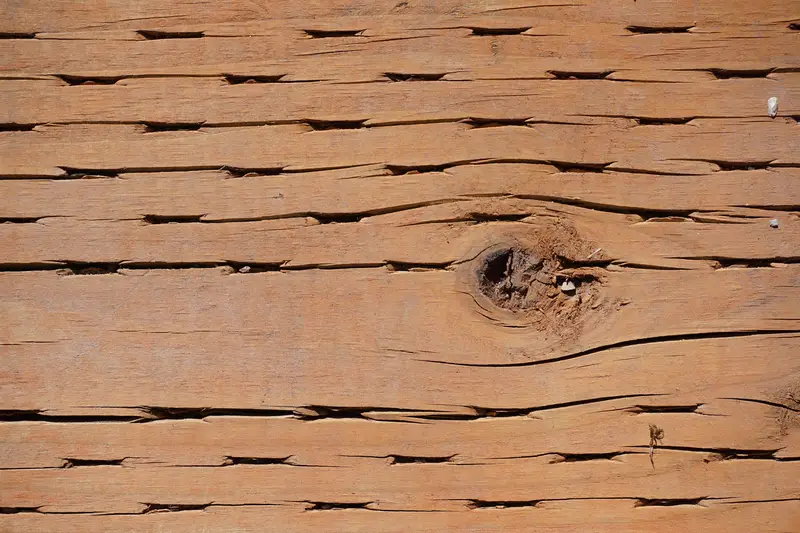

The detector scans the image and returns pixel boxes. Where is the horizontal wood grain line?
[1,121,797,177]
[2,266,798,407]
[2,501,797,533]
[0,0,793,34]
[2,32,797,81]
[0,397,796,469]
[2,455,797,513]
[1,200,797,269]
[1,164,797,222]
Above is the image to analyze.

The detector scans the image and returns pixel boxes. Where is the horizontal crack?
[418,330,800,368]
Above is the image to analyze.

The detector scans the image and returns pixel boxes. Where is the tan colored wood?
[1,1,798,531]
[1,1,793,34]
[2,455,798,513]
[1,397,796,471]
[1,121,798,177]
[5,76,799,125]
[2,31,797,81]
[2,165,797,222]
[5,501,800,533]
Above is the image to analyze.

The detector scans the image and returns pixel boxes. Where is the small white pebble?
[238,265,251,273]
[769,219,780,229]
[767,97,779,118]
[560,280,576,292]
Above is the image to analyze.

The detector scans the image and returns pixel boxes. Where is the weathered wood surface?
[1,1,799,532]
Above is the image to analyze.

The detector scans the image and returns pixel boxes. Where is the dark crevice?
[57,166,120,179]
[222,166,285,177]
[629,445,784,461]
[142,503,210,513]
[223,74,287,84]
[625,404,702,414]
[468,499,539,509]
[721,397,800,412]
[470,27,530,36]
[790,22,799,30]
[464,117,530,128]
[550,161,611,173]
[223,456,293,466]
[0,409,139,423]
[305,501,372,511]
[0,507,42,514]
[385,161,475,174]
[0,217,41,223]
[389,455,455,464]
[635,497,707,507]
[626,25,694,34]
[0,123,37,131]
[141,122,204,133]
[0,32,37,39]
[293,406,425,420]
[312,213,365,223]
[708,68,774,79]
[136,30,205,40]
[304,29,364,38]
[691,256,800,269]
[421,394,661,420]
[551,452,626,463]
[512,193,696,219]
[304,119,367,130]
[55,75,124,86]
[64,458,126,467]
[138,406,294,421]
[636,117,694,125]
[418,330,800,368]
[384,72,447,82]
[707,160,773,171]
[548,70,614,80]
[386,261,454,272]
[142,214,205,224]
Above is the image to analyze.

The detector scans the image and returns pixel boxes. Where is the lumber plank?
[2,76,799,127]
[2,31,797,81]
[1,455,798,513]
[1,121,798,177]
[1,396,797,470]
[2,265,798,406]
[1,0,794,34]
[2,165,797,222]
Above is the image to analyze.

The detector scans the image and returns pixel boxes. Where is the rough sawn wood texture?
[1,1,798,532]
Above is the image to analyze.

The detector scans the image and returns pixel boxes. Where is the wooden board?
[1,1,799,532]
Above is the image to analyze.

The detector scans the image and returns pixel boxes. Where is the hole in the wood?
[635,497,706,507]
[548,70,614,80]
[384,72,447,82]
[625,25,694,34]
[789,22,799,30]
[304,119,367,131]
[304,29,365,38]
[0,123,37,132]
[468,499,539,509]
[56,75,123,86]
[223,74,287,84]
[137,30,205,40]
[389,455,455,464]
[141,122,204,133]
[0,32,37,39]
[142,214,204,224]
[469,27,530,36]
[636,117,694,125]
[708,68,773,79]
[306,501,372,511]
[473,242,603,333]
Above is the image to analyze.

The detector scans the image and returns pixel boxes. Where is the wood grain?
[1,1,798,531]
